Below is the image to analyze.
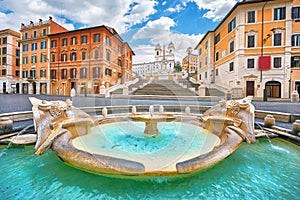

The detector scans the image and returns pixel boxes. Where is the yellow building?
[182,47,198,75]
[195,0,300,99]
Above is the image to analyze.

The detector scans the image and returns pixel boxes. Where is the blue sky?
[0,0,239,63]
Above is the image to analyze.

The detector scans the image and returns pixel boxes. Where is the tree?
[174,61,182,72]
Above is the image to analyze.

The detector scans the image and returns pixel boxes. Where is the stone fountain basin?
[30,97,256,179]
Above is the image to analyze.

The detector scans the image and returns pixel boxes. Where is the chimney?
[49,16,53,21]
[39,19,43,25]
[30,21,34,28]
[21,23,25,29]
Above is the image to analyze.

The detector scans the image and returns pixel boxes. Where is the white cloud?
[182,0,238,21]
[167,4,183,13]
[132,17,203,64]
[162,1,167,6]
[0,0,158,33]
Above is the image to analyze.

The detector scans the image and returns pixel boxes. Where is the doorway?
[246,81,255,96]
[265,81,281,98]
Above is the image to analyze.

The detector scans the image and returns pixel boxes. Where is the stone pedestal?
[264,115,276,127]
[291,90,299,103]
[123,85,128,95]
[0,117,13,134]
[292,120,300,133]
[198,85,206,96]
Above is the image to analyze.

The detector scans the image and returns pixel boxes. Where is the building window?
[247,35,255,48]
[31,43,37,51]
[62,38,68,46]
[24,32,28,39]
[274,33,282,46]
[2,37,7,44]
[199,61,202,69]
[22,70,28,78]
[118,59,122,67]
[222,49,226,58]
[40,41,47,49]
[205,71,207,79]
[229,41,234,53]
[216,68,219,76]
[291,56,300,68]
[61,69,67,79]
[70,68,77,78]
[118,45,123,54]
[106,36,111,46]
[23,56,28,64]
[229,62,234,72]
[247,58,255,68]
[292,34,300,46]
[31,55,37,63]
[94,50,99,59]
[40,69,46,78]
[94,34,100,42]
[42,28,47,36]
[274,7,286,20]
[247,11,255,23]
[273,57,282,68]
[1,69,6,76]
[228,18,236,33]
[70,52,76,61]
[199,48,202,55]
[30,69,36,78]
[216,52,219,61]
[106,51,111,61]
[82,52,86,60]
[16,70,20,77]
[80,68,87,78]
[215,33,220,44]
[205,57,208,65]
[205,41,208,49]
[2,57,6,65]
[16,49,20,56]
[41,53,47,62]
[105,68,112,76]
[50,70,56,79]
[16,58,20,66]
[292,7,300,19]
[23,44,28,52]
[71,37,77,45]
[51,54,56,62]
[81,35,87,44]
[61,54,67,62]
[33,30,37,38]
[93,67,100,78]
[51,40,57,48]
[2,47,7,55]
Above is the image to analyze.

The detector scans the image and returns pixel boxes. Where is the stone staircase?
[110,78,149,95]
[178,78,200,89]
[133,80,197,96]
[205,87,225,97]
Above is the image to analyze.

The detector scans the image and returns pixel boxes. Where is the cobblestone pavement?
[0,93,299,114]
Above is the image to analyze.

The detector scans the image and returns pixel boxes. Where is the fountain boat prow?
[30,96,256,179]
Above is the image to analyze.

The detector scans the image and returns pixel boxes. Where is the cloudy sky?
[0,0,240,64]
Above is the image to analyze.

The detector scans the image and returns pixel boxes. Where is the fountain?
[29,96,256,178]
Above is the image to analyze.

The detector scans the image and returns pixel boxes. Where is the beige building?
[195,0,300,99]
[0,29,20,94]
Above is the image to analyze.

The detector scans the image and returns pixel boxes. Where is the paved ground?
[0,93,299,114]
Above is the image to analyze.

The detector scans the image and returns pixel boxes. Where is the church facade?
[133,42,175,74]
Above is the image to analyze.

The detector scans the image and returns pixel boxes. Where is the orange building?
[19,17,68,94]
[182,47,198,75]
[195,0,300,99]
[0,29,20,94]
[48,25,134,96]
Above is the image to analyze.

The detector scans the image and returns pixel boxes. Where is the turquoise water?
[0,138,299,199]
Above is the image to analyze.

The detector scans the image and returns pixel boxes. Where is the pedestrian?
[70,88,76,101]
